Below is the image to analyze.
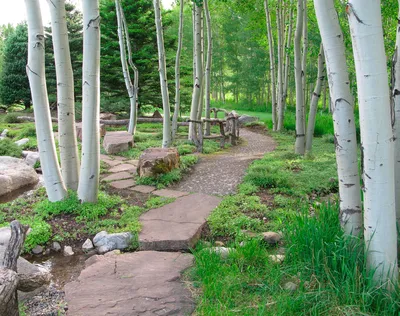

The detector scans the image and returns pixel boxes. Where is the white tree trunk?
[25,0,67,202]
[172,0,184,140]
[305,44,325,153]
[189,2,203,141]
[276,2,284,131]
[204,0,212,136]
[314,0,362,236]
[264,0,277,131]
[78,0,100,203]
[197,10,205,121]
[115,0,138,135]
[294,0,305,155]
[392,0,400,228]
[348,0,398,285]
[47,0,80,191]
[301,0,307,110]
[153,0,172,148]
[283,1,294,109]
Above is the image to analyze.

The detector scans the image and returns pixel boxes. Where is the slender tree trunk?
[264,0,277,131]
[276,2,284,131]
[189,2,203,141]
[322,78,328,111]
[197,9,205,121]
[78,0,100,203]
[153,0,172,148]
[392,0,400,228]
[294,0,305,154]
[115,0,138,135]
[120,3,139,135]
[305,44,325,153]
[25,0,67,202]
[47,0,80,191]
[172,0,184,140]
[348,0,398,286]
[314,0,362,236]
[301,0,307,112]
[283,1,294,110]
[204,0,212,136]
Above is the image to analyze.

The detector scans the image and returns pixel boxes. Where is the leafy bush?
[21,218,52,252]
[0,138,22,157]
[3,113,22,123]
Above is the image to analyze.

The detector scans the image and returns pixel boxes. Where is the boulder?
[76,122,106,140]
[238,115,259,126]
[152,110,163,118]
[93,231,132,254]
[137,148,180,178]
[100,113,117,121]
[14,138,30,146]
[0,157,39,197]
[103,131,133,154]
[23,151,40,167]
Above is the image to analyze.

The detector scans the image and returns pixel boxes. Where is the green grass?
[0,138,23,157]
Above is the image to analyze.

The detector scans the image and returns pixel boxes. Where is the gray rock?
[52,242,61,252]
[137,147,180,178]
[32,245,43,255]
[24,151,40,167]
[0,156,39,197]
[238,115,258,126]
[269,254,285,264]
[215,241,225,247]
[283,281,298,292]
[0,226,11,246]
[262,231,281,245]
[209,247,236,259]
[76,122,106,140]
[103,131,133,154]
[64,246,74,256]
[82,239,94,252]
[15,138,30,146]
[93,231,132,254]
[1,129,8,138]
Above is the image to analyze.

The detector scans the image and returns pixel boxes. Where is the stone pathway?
[65,128,275,315]
[173,129,276,195]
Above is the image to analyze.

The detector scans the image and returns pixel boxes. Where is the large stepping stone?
[65,251,195,315]
[102,172,132,182]
[139,193,222,251]
[109,179,136,189]
[103,131,133,154]
[153,189,190,199]
[108,163,137,174]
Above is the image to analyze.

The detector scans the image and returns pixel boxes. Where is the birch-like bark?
[314,0,361,236]
[348,0,398,285]
[189,2,203,141]
[47,0,80,191]
[294,0,305,154]
[197,9,205,121]
[115,0,138,135]
[301,0,307,111]
[264,0,277,131]
[25,0,67,202]
[283,1,294,109]
[172,0,184,140]
[204,0,212,136]
[153,0,172,148]
[392,0,400,228]
[78,0,100,203]
[276,2,284,131]
[305,44,325,153]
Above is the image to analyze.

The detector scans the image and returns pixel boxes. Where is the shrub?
[0,138,22,157]
[3,113,22,123]
[22,218,52,252]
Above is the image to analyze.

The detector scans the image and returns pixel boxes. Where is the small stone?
[0,129,8,139]
[239,241,246,247]
[262,232,281,245]
[215,241,225,247]
[52,241,62,252]
[109,179,136,189]
[210,247,235,259]
[241,230,258,238]
[269,254,285,264]
[24,151,40,167]
[283,281,298,292]
[44,248,51,256]
[15,138,30,146]
[104,249,121,257]
[32,245,43,255]
[82,239,94,252]
[64,246,74,256]
[93,231,132,254]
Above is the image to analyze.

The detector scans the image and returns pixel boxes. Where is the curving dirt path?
[173,128,276,196]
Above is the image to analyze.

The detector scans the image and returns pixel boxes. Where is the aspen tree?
[204,0,212,136]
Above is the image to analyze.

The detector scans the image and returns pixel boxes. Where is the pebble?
[215,241,225,246]
[52,242,61,252]
[269,254,285,264]
[283,281,298,292]
[64,246,74,256]
[82,238,94,252]
[32,245,43,255]
[262,232,281,245]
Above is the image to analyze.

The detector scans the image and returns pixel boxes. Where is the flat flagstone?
[125,159,139,166]
[130,185,156,194]
[109,179,136,189]
[102,172,132,182]
[153,189,190,199]
[108,163,137,174]
[110,155,128,161]
[101,158,123,167]
[139,193,222,251]
[65,251,195,316]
